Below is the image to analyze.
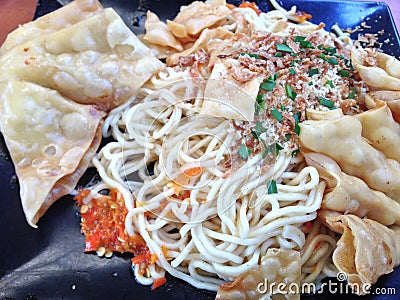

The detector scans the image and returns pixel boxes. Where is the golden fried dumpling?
[0,0,103,54]
[356,96,400,162]
[299,114,400,201]
[0,8,163,111]
[0,81,105,227]
[304,152,400,225]
[351,48,400,91]
[319,211,400,295]
[143,11,183,52]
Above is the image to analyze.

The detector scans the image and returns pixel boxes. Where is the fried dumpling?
[351,48,400,91]
[0,81,105,227]
[299,114,400,201]
[0,0,103,54]
[304,152,400,225]
[167,0,231,38]
[319,211,400,295]
[364,90,400,124]
[0,8,163,111]
[216,249,301,300]
[356,96,400,162]
[143,11,183,53]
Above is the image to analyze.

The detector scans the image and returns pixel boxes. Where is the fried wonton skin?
[0,81,105,227]
[216,249,301,300]
[299,114,400,201]
[355,96,400,162]
[167,0,232,39]
[0,0,103,54]
[0,8,163,111]
[351,48,400,91]
[304,152,400,225]
[319,211,400,295]
[143,11,183,52]
[364,91,400,126]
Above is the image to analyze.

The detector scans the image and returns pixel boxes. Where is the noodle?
[89,64,333,291]
[76,0,389,296]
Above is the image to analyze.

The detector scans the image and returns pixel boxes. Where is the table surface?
[0,0,398,45]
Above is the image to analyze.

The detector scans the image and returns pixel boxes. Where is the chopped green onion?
[299,40,314,49]
[280,104,285,111]
[291,53,299,57]
[240,52,260,59]
[256,121,265,133]
[325,56,339,65]
[238,144,251,160]
[318,45,336,55]
[338,69,350,77]
[271,108,283,121]
[275,52,283,57]
[276,43,293,53]
[324,80,334,88]
[308,68,319,76]
[267,180,278,194]
[293,112,301,136]
[318,53,339,65]
[285,133,292,141]
[289,67,296,75]
[260,73,279,91]
[318,96,335,109]
[294,124,301,136]
[251,121,266,139]
[308,81,314,86]
[348,89,357,99]
[269,143,284,155]
[294,36,306,42]
[255,94,265,114]
[285,84,297,100]
[291,149,300,157]
[290,59,302,67]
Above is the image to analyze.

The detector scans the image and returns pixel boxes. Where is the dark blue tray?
[1,1,399,299]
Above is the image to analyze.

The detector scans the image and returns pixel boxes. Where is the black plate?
[1,1,399,299]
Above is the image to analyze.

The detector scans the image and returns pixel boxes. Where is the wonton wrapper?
[351,48,400,91]
[304,152,400,225]
[166,27,233,66]
[0,81,105,227]
[200,61,264,121]
[365,91,400,124]
[143,11,183,52]
[356,96,400,162]
[319,211,400,295]
[0,0,103,54]
[299,114,400,201]
[0,8,163,111]
[216,249,301,300]
[168,0,231,39]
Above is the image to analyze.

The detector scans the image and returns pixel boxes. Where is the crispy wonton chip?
[0,8,163,111]
[200,61,264,121]
[0,81,105,227]
[319,211,400,295]
[356,96,400,162]
[299,114,400,201]
[0,0,103,54]
[365,91,400,124]
[304,152,400,225]
[351,48,400,91]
